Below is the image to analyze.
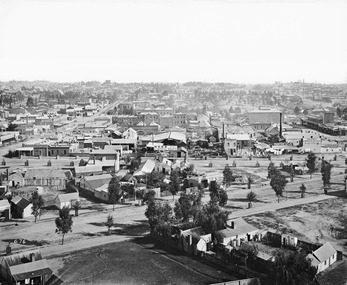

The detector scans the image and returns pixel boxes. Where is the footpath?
[228,194,334,219]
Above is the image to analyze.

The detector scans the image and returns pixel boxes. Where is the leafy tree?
[306,152,318,179]
[145,200,172,231]
[267,162,278,179]
[121,183,135,198]
[294,106,300,115]
[209,181,228,207]
[169,170,181,201]
[246,191,257,208]
[142,189,156,204]
[336,107,342,118]
[31,191,44,223]
[270,172,288,203]
[146,171,165,188]
[321,160,333,189]
[129,158,140,173]
[270,249,317,285]
[195,199,229,234]
[223,164,235,188]
[218,189,228,207]
[108,176,122,210]
[26,96,34,107]
[300,183,306,198]
[182,164,195,178]
[174,192,200,222]
[55,207,73,245]
[106,214,114,235]
[72,201,81,216]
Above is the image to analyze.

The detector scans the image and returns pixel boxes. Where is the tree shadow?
[86,221,149,236]
[2,239,50,246]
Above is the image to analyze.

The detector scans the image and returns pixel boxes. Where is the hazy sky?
[0,0,346,83]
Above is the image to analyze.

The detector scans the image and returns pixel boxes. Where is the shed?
[11,196,33,218]
[0,249,52,285]
[54,192,79,209]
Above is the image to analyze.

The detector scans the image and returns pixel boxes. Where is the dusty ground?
[47,237,241,285]
[244,197,347,253]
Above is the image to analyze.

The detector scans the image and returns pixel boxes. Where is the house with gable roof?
[10,196,33,218]
[307,242,337,274]
[0,249,52,285]
[180,226,212,256]
[24,168,69,191]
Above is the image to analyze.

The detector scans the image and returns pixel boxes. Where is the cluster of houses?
[154,217,340,280]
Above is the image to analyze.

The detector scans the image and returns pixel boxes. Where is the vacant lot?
[48,237,240,285]
[244,197,347,253]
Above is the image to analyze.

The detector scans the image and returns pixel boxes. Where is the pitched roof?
[74,165,103,174]
[133,159,155,176]
[25,169,67,179]
[16,198,31,210]
[217,218,258,238]
[2,249,43,267]
[11,196,22,205]
[56,193,79,203]
[10,259,52,281]
[313,242,336,263]
[80,174,113,189]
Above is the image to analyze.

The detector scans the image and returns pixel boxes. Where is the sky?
[0,0,346,84]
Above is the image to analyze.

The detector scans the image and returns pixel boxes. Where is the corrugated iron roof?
[25,169,67,179]
[313,242,336,263]
[10,259,52,281]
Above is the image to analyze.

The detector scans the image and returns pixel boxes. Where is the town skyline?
[1,0,346,84]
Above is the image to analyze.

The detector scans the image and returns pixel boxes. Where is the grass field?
[48,237,241,285]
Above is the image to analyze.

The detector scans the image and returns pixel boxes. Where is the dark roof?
[16,197,31,210]
[10,259,52,281]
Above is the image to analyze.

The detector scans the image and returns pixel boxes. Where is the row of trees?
[266,152,334,203]
[145,180,229,235]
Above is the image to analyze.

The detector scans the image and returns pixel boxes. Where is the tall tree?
[26,96,34,107]
[72,201,81,216]
[106,214,114,235]
[195,199,229,234]
[223,164,235,188]
[267,162,278,179]
[146,171,165,188]
[31,191,44,223]
[321,160,333,189]
[293,106,300,115]
[169,170,181,201]
[270,172,288,203]
[174,192,201,222]
[108,176,122,210]
[300,183,306,198]
[209,181,228,207]
[129,158,140,173]
[306,153,318,179]
[270,249,317,285]
[145,200,172,231]
[55,207,73,245]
